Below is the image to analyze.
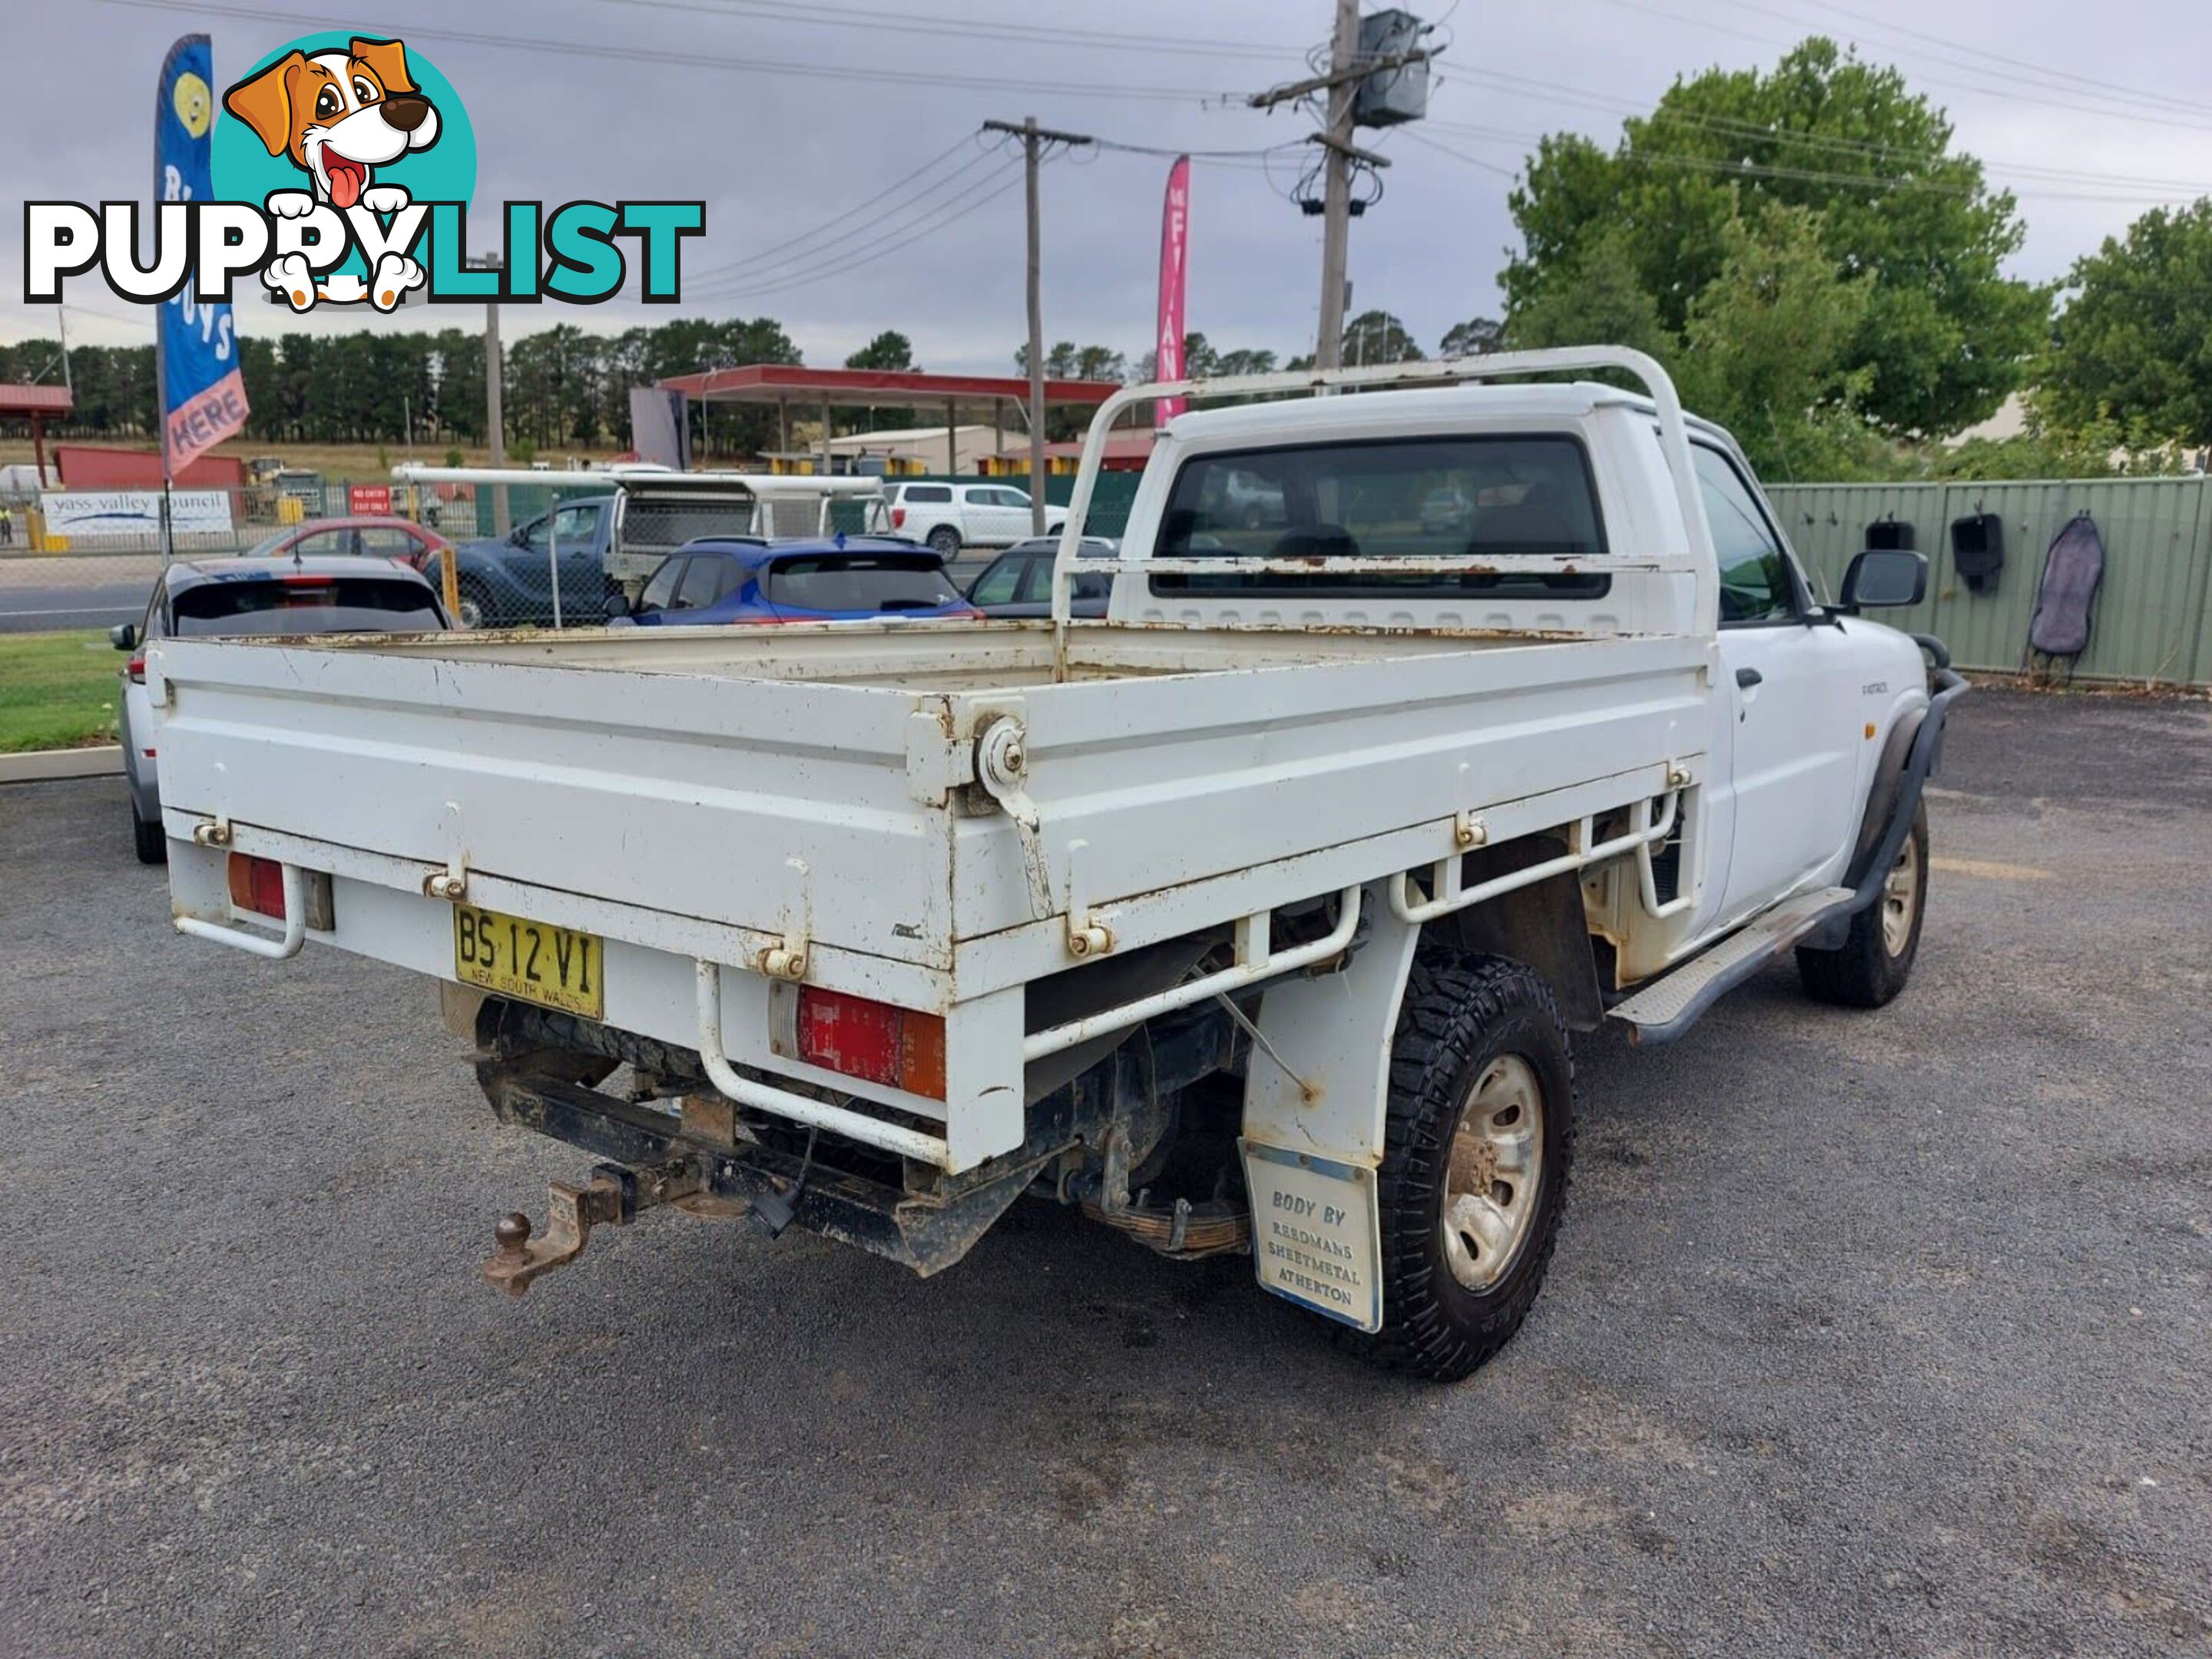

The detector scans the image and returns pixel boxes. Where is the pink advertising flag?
[1154,156,1191,425]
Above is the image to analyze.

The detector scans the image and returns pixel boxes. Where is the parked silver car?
[114,555,450,863]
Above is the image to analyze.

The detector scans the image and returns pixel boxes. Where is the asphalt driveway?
[1,686,2206,1657]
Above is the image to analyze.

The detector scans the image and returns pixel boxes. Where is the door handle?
[1735,667,1764,689]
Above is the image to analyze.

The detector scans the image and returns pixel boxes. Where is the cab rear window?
[171,578,445,636]
[1152,434,1609,598]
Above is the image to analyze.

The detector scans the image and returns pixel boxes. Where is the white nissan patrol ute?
[151,349,1963,1381]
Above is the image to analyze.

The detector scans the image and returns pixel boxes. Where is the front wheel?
[1796,803,1928,1008]
[1336,954,1576,1382]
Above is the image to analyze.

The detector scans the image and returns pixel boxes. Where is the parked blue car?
[424,494,619,628]
[610,537,980,626]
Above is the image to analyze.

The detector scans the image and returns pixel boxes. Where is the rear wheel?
[131,804,166,865]
[1796,803,1928,1008]
[1336,953,1575,1382]
[926,526,962,560]
[454,579,490,631]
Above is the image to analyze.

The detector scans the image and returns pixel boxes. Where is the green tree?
[1503,38,2047,438]
[1342,310,1422,364]
[2040,199,2212,451]
[842,330,918,432]
[1438,317,1503,358]
[1075,344,1126,382]
[1675,204,1876,477]
[845,329,916,371]
[1504,227,1671,361]
[1503,207,1884,480]
[1214,348,1279,378]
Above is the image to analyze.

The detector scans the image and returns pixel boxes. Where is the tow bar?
[480,1157,702,1296]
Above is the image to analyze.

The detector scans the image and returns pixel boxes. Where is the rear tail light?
[793,987,945,1100]
[125,657,145,684]
[891,507,906,528]
[227,852,287,919]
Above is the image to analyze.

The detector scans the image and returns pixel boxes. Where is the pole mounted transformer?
[1353,9,1431,126]
[1247,8,1435,372]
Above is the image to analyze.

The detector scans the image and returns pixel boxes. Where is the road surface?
[0,555,161,633]
[2,687,2207,1657]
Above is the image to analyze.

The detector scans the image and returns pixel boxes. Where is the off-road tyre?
[131,805,167,865]
[1336,952,1576,1382]
[1796,803,1928,1008]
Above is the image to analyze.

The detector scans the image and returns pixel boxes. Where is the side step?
[1609,886,1854,1046]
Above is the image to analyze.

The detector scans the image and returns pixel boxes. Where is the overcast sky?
[7,0,2210,376]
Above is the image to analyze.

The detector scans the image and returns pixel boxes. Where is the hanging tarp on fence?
[1764,476,2212,687]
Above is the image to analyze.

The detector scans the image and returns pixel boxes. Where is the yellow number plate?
[452,906,604,1019]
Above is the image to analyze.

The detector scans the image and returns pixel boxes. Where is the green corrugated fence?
[1765,478,2212,687]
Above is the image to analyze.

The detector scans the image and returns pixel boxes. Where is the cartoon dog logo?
[223,37,437,311]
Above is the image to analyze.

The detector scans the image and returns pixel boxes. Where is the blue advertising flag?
[156,35,247,478]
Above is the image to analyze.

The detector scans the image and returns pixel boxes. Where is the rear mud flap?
[1239,1139,1382,1333]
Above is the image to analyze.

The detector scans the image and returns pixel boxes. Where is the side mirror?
[1839,548,1927,611]
[603,592,632,620]
[109,623,137,651]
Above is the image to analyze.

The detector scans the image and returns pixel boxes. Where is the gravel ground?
[1,686,2207,1658]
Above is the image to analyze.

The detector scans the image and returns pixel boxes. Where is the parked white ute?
[886,479,1067,558]
[151,349,1963,1381]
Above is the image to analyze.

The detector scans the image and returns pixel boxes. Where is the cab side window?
[1693,446,1796,624]
[550,503,601,546]
[357,527,420,561]
[290,528,354,559]
[674,555,730,610]
[969,557,1024,606]
[640,558,685,611]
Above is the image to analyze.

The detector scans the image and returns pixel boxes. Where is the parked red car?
[240,515,451,571]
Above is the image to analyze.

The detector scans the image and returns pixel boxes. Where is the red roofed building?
[0,384,73,487]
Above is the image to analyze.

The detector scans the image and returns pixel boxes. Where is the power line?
[1422,114,2212,199]
[684,136,1001,284]
[1396,127,1515,179]
[584,0,1306,63]
[1584,0,2212,137]
[689,124,1309,298]
[1708,0,2212,122]
[690,160,1032,303]
[94,0,1247,104]
[1414,118,2208,205]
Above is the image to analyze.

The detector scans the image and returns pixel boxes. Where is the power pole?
[1316,0,1359,372]
[1249,7,1431,373]
[467,254,510,534]
[984,115,1092,534]
[55,303,74,396]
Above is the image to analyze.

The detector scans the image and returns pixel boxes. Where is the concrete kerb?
[0,746,123,783]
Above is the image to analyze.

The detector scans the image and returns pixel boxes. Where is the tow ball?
[480,1157,701,1296]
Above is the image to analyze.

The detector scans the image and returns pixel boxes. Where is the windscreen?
[1152,434,1609,598]
[764,555,963,613]
[171,578,446,636]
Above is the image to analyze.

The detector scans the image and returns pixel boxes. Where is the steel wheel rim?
[1881,832,1920,957]
[1440,1054,1545,1292]
[457,596,483,629]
